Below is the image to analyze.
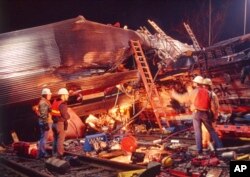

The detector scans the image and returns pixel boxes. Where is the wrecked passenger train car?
[0,15,142,106]
[0,15,249,142]
[0,16,142,142]
[0,15,194,142]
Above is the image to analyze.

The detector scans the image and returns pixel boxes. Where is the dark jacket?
[59,102,70,121]
[38,97,51,123]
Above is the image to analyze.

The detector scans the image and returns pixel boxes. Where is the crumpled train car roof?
[0,16,141,106]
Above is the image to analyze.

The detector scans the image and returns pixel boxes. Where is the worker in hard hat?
[171,75,222,155]
[171,76,204,112]
[51,88,70,159]
[37,88,52,159]
[202,78,221,149]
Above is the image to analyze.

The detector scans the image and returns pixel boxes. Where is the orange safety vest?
[194,88,211,111]
[51,100,63,117]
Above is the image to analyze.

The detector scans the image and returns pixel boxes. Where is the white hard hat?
[203,78,213,86]
[58,88,69,95]
[192,75,204,84]
[41,88,52,95]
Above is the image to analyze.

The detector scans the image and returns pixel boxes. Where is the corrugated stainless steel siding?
[0,16,141,106]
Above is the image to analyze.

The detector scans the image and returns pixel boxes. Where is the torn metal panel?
[54,16,142,69]
[137,21,195,63]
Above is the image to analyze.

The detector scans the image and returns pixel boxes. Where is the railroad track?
[0,149,144,177]
[0,139,232,177]
[0,161,30,177]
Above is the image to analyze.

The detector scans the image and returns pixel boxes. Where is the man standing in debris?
[202,78,221,147]
[51,88,70,158]
[171,76,223,154]
[37,88,52,159]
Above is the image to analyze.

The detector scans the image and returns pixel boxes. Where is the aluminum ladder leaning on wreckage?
[183,22,201,51]
[183,22,209,76]
[130,40,170,132]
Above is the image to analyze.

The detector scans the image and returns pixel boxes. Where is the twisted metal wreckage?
[0,15,250,143]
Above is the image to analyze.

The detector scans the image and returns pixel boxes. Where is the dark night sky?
[0,0,249,46]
